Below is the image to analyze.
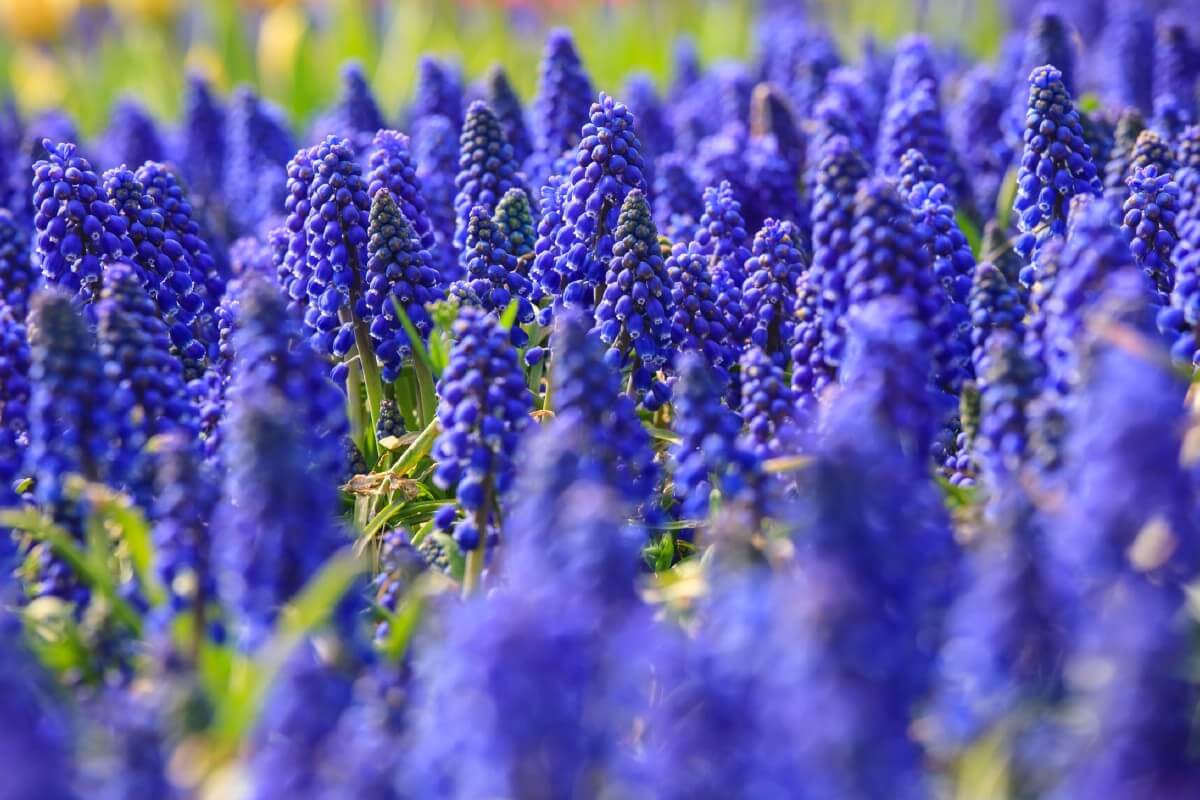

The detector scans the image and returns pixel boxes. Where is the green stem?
[345,357,365,444]
[347,308,384,427]
[461,478,493,599]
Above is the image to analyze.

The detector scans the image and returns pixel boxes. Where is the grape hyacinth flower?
[323,61,385,149]
[408,56,464,129]
[651,152,701,238]
[491,186,536,263]
[1006,6,1079,140]
[877,79,971,211]
[974,330,1040,486]
[367,130,444,260]
[527,29,595,188]
[222,277,347,487]
[484,65,532,166]
[593,189,673,410]
[545,93,648,310]
[363,188,444,381]
[623,72,674,163]
[25,291,124,604]
[811,65,880,163]
[743,139,802,233]
[31,140,134,304]
[691,124,751,219]
[541,310,658,517]
[1098,2,1156,114]
[1121,164,1180,298]
[0,208,33,321]
[412,115,459,276]
[0,616,77,800]
[672,353,769,521]
[1012,65,1102,260]
[740,217,806,362]
[453,100,521,251]
[953,65,1012,214]
[1109,130,1181,212]
[810,135,869,366]
[1102,108,1147,200]
[451,203,534,344]
[151,432,219,624]
[177,73,226,211]
[103,166,210,379]
[969,261,1027,381]
[666,242,734,385]
[101,97,167,170]
[739,346,800,458]
[431,306,530,586]
[223,87,296,239]
[1155,17,1197,119]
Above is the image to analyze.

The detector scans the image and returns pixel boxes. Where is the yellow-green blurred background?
[0,0,1008,135]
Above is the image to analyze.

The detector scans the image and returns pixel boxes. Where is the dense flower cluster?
[7,7,1200,797]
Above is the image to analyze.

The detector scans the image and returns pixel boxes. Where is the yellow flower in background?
[0,0,79,42]
[11,44,68,112]
[186,44,228,90]
[109,0,181,23]
[258,2,307,89]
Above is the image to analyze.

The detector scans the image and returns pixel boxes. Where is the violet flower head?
[453,100,521,252]
[223,86,295,238]
[1098,2,1156,114]
[651,152,701,238]
[1121,164,1180,298]
[450,202,534,345]
[100,97,167,169]
[739,345,800,458]
[740,217,806,363]
[178,73,226,208]
[1012,65,1101,260]
[0,208,33,321]
[409,56,464,129]
[484,64,532,165]
[593,189,672,410]
[366,129,437,257]
[530,28,594,162]
[31,140,134,304]
[665,241,734,385]
[411,115,459,277]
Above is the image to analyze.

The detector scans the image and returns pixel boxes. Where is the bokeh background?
[0,0,1012,135]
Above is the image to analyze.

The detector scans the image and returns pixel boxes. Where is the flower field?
[2,0,1200,797]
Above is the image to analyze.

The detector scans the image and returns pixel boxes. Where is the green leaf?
[994,166,1019,232]
[392,298,436,376]
[498,298,520,331]
[387,417,440,478]
[645,425,681,445]
[956,210,983,262]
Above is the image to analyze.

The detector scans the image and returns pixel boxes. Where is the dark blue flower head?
[504,416,648,609]
[223,276,347,486]
[739,346,800,458]
[178,72,226,206]
[1012,64,1102,259]
[1155,16,1197,119]
[1010,6,1079,135]
[411,115,460,278]
[0,616,76,800]
[811,65,879,162]
[549,309,657,509]
[301,134,371,360]
[451,202,534,344]
[453,100,521,252]
[810,135,869,367]
[527,28,595,189]
[151,431,218,619]
[623,72,674,162]
[877,79,970,209]
[214,387,346,646]
[136,160,225,318]
[711,61,753,128]
[1101,108,1147,200]
[672,352,769,521]
[78,689,177,800]
[1054,578,1200,800]
[969,261,1026,380]
[97,261,199,503]
[666,241,734,383]
[974,329,1040,487]
[280,144,317,307]
[884,34,939,108]
[331,61,385,144]
[1152,93,1193,142]
[695,179,753,295]
[25,291,123,603]
[431,306,531,550]
[1099,2,1155,114]
[691,123,750,218]
[364,187,444,381]
[101,97,167,169]
[31,140,134,304]
[594,189,672,410]
[102,166,210,378]
[223,86,296,238]
[409,55,464,129]
[743,138,802,233]
[548,93,648,310]
[367,128,444,260]
[0,306,30,442]
[0,208,33,321]
[1121,164,1179,298]
[491,186,536,262]
[840,297,949,460]
[484,64,532,166]
[650,152,700,239]
[740,217,806,362]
